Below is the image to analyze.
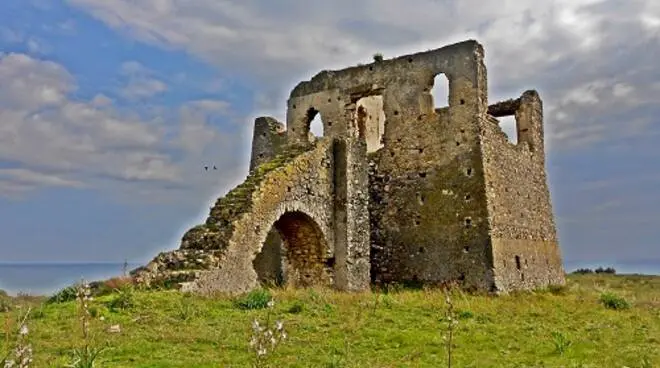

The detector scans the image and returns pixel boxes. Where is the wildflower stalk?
[3,316,10,354]
[443,287,458,368]
[67,280,107,368]
[2,307,33,368]
[249,299,287,368]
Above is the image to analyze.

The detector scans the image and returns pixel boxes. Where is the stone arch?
[253,210,333,288]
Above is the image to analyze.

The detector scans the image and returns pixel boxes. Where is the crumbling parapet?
[249,116,287,172]
[286,40,488,146]
[486,90,545,156]
[481,90,564,291]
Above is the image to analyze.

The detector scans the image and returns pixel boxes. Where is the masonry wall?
[134,39,565,295]
[480,91,565,291]
[249,116,288,171]
[183,134,371,294]
[249,116,288,286]
[190,141,336,293]
[284,40,497,290]
[370,105,494,290]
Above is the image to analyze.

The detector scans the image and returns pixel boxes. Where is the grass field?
[1,274,658,367]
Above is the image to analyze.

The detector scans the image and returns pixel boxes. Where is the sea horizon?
[0,261,143,297]
[0,259,658,297]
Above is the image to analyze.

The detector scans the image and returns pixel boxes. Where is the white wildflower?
[18,325,28,336]
[107,324,121,333]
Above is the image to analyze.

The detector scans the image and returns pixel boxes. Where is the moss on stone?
[179,143,314,253]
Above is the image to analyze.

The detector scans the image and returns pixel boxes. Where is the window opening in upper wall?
[307,108,323,137]
[498,115,517,144]
[431,73,450,110]
[354,95,385,153]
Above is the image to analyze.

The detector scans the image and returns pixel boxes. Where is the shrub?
[550,331,572,355]
[373,53,384,62]
[546,284,569,295]
[176,295,201,321]
[287,301,304,314]
[234,289,273,311]
[47,286,79,304]
[599,292,630,310]
[573,266,616,275]
[106,285,135,312]
[457,309,474,320]
[0,298,12,313]
[93,276,135,297]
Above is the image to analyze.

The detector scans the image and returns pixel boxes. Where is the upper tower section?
[284,40,488,150]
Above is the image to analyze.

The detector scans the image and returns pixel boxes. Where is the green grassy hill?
[1,274,658,367]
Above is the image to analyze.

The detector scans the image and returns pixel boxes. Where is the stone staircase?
[131,143,313,289]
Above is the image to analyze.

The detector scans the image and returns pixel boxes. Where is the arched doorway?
[253,211,333,288]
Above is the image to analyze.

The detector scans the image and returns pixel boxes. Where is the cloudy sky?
[1,0,659,272]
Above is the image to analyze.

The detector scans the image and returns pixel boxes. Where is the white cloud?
[0,52,242,201]
[58,20,77,33]
[0,27,23,43]
[118,60,168,100]
[187,99,229,113]
[0,168,86,198]
[91,93,113,107]
[121,77,167,99]
[561,81,608,106]
[612,83,634,98]
[66,0,660,151]
[26,38,44,54]
[120,60,148,75]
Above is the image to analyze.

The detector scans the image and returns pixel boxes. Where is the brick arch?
[254,210,333,288]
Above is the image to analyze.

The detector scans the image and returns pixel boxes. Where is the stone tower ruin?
[132,39,565,294]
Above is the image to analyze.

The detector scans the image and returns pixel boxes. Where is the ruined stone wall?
[370,108,494,290]
[249,117,288,171]
[134,136,371,294]
[189,136,370,294]
[285,40,497,290]
[285,40,488,144]
[480,91,565,291]
[334,137,371,290]
[190,140,336,293]
[133,39,565,295]
[249,116,288,286]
